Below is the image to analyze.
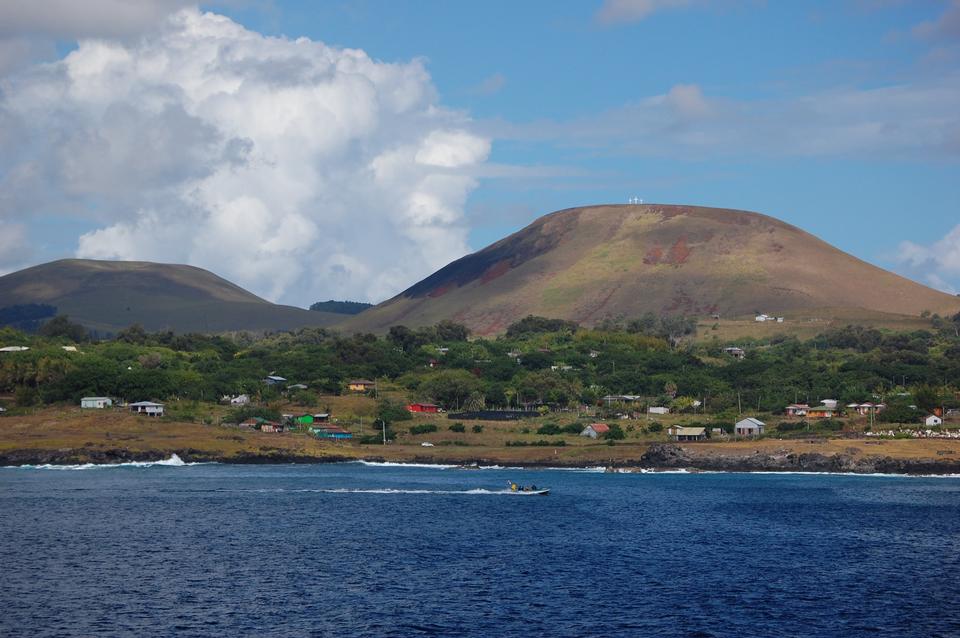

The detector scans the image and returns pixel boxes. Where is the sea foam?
[4,454,204,470]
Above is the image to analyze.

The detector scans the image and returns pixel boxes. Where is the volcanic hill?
[345,204,960,335]
[0,259,341,334]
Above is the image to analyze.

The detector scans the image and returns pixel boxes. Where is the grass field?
[2,400,958,467]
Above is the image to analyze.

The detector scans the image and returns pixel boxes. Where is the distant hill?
[0,259,342,334]
[344,204,960,335]
[309,300,373,315]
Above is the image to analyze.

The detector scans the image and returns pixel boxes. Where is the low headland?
[3,405,958,475]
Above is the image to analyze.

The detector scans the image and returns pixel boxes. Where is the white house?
[648,406,670,415]
[0,346,29,352]
[264,375,287,386]
[81,397,112,409]
[925,415,943,427]
[723,347,746,360]
[735,417,765,437]
[230,394,250,406]
[129,401,164,416]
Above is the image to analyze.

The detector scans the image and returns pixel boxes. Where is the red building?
[407,403,441,413]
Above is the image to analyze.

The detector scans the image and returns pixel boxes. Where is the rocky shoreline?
[637,443,960,475]
[3,443,960,475]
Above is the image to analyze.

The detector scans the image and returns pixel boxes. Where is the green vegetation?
[409,424,438,435]
[1,313,959,428]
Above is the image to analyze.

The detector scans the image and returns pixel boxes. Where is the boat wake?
[355,461,459,469]
[244,487,546,496]
[5,454,205,470]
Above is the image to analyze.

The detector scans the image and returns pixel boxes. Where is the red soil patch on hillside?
[667,237,692,265]
[428,283,454,298]
[480,260,511,284]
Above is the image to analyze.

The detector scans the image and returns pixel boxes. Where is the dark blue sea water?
[1,461,959,637]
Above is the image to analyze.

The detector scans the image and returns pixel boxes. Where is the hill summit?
[345,204,960,335]
[0,259,341,334]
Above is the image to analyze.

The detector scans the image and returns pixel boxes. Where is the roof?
[675,427,706,436]
[265,375,287,381]
[129,401,164,407]
[349,379,375,384]
[736,417,765,427]
[81,396,111,401]
[585,423,610,433]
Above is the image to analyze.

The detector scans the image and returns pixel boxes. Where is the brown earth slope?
[0,259,341,333]
[345,204,959,335]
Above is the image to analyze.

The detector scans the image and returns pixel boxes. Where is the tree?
[505,315,579,338]
[435,320,470,342]
[913,385,940,414]
[116,323,147,345]
[604,424,626,440]
[38,315,88,342]
[420,369,482,410]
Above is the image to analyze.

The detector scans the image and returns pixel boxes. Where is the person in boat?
[509,481,518,492]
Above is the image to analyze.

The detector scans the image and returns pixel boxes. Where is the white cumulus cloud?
[0,8,491,305]
[898,224,960,294]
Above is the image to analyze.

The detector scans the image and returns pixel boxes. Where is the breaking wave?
[5,454,204,470]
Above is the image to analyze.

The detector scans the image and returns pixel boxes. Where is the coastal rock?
[639,444,960,475]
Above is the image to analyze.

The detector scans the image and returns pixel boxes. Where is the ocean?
[1,461,958,637]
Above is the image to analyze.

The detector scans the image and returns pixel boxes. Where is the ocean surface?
[1,461,959,637]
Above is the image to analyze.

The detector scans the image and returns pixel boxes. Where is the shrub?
[410,423,438,435]
[537,422,562,435]
[562,423,582,434]
[506,439,566,447]
[604,424,626,440]
[647,422,663,433]
[471,424,484,433]
[448,422,466,433]
[777,420,807,432]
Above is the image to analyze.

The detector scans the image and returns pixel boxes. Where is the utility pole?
[738,392,742,416]
[380,419,387,445]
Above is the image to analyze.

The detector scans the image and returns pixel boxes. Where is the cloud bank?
[487,79,960,159]
[0,8,490,305]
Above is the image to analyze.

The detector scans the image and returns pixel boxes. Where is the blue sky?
[1,0,958,303]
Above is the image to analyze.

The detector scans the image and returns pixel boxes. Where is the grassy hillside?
[345,204,960,335]
[0,259,342,333]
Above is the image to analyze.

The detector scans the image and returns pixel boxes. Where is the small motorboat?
[506,482,550,495]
